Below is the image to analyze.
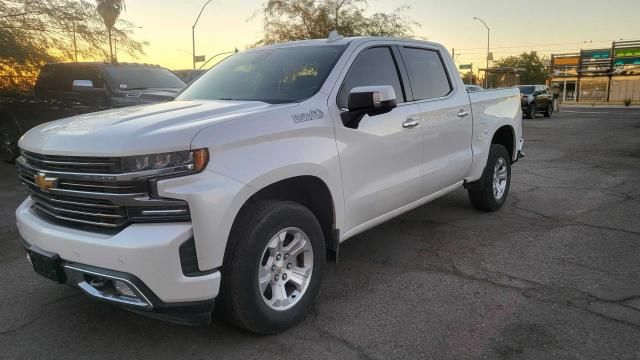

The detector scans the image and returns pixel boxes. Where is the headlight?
[121,148,209,174]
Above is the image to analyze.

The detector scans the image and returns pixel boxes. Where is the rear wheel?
[219,201,325,334]
[544,102,553,117]
[0,121,20,164]
[468,144,511,211]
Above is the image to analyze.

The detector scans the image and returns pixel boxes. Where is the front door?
[330,45,425,233]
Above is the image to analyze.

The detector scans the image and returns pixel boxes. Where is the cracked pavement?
[1,108,639,359]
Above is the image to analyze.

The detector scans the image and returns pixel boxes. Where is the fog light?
[114,280,136,297]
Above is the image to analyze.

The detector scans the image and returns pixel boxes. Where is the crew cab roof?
[245,36,447,52]
[43,62,166,68]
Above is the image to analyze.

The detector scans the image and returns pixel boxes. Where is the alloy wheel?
[258,227,314,311]
[492,157,508,200]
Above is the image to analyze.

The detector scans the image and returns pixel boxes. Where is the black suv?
[518,85,554,119]
[0,62,185,163]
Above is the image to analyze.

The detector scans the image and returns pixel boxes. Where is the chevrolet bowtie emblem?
[34,173,58,192]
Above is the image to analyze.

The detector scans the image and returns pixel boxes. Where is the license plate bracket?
[27,247,67,284]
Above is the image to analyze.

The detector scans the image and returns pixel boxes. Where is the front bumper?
[24,241,215,325]
[16,198,221,318]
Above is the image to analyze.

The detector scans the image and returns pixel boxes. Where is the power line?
[459,48,584,56]
[455,39,624,51]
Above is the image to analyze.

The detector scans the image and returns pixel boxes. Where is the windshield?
[177,45,348,103]
[518,85,535,94]
[103,66,185,90]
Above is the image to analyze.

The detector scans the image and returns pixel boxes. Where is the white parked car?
[16,35,523,334]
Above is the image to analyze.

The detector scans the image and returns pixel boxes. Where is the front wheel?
[0,121,20,164]
[219,201,325,334]
[527,103,536,119]
[544,102,553,117]
[468,144,511,211]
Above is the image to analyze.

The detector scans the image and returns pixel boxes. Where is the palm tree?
[96,0,125,62]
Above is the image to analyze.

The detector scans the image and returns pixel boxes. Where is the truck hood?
[19,100,290,157]
[113,88,182,106]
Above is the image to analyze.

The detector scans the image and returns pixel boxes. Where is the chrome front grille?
[21,151,123,174]
[16,153,190,231]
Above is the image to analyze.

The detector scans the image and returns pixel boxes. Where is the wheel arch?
[0,108,23,133]
[228,174,339,262]
[491,125,516,162]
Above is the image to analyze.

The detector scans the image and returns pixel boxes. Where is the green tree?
[255,0,418,45]
[459,71,479,85]
[0,0,146,84]
[96,0,125,62]
[492,51,548,85]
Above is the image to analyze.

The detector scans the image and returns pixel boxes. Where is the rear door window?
[35,65,67,92]
[399,47,452,101]
[74,66,105,89]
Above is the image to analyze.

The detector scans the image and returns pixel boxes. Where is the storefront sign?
[615,48,640,57]
[553,56,579,66]
[582,50,611,59]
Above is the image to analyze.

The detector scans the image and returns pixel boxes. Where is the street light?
[199,48,239,69]
[473,17,490,88]
[192,0,214,70]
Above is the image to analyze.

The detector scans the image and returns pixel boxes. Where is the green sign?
[459,64,472,70]
[615,48,640,57]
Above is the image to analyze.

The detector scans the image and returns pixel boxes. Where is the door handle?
[402,118,420,128]
[457,109,470,118]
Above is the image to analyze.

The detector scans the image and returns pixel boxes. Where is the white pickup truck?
[15,35,523,333]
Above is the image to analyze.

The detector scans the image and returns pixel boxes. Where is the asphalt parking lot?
[1,108,639,360]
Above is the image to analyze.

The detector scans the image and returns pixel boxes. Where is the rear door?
[31,64,70,124]
[330,44,425,232]
[398,45,473,195]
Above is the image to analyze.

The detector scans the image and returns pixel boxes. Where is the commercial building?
[549,40,640,104]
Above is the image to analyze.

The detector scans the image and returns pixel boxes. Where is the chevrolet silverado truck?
[1,62,185,163]
[15,35,523,334]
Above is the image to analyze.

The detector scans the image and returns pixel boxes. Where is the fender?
[466,90,522,183]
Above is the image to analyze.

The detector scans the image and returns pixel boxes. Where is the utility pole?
[473,17,490,88]
[68,16,83,62]
[192,0,213,70]
[72,19,77,62]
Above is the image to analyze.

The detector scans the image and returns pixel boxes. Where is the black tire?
[219,200,326,334]
[468,144,511,212]
[544,102,553,117]
[527,103,536,119]
[0,120,20,164]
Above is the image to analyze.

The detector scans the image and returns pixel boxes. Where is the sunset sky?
[116,0,640,73]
